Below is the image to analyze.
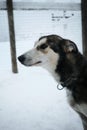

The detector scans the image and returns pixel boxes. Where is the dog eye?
[40,44,48,49]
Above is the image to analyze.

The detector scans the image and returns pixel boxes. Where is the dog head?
[18,35,78,74]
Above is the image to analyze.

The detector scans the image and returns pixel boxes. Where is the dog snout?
[18,55,25,63]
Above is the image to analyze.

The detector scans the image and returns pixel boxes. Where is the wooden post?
[81,0,87,57]
[7,0,18,73]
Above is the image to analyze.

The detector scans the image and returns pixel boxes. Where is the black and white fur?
[18,35,87,130]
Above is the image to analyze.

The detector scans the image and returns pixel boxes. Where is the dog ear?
[62,40,78,53]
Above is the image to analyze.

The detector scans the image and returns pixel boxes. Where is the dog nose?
[18,55,25,63]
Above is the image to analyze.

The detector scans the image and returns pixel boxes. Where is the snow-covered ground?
[0,40,83,130]
[0,10,83,130]
[0,66,83,130]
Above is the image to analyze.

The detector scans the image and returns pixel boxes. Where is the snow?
[0,68,83,130]
[0,10,83,130]
[0,40,83,130]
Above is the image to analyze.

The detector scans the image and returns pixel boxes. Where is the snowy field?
[0,10,83,130]
[0,40,83,130]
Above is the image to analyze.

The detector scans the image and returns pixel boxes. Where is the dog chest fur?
[66,88,87,117]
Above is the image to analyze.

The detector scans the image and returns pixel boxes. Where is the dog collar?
[57,75,77,90]
[57,83,65,90]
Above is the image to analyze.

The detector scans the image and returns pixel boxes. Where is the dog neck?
[55,53,79,88]
[60,74,77,88]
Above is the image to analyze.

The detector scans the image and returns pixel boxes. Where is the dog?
[18,35,87,130]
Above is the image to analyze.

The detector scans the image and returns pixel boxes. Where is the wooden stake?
[7,0,18,73]
[81,0,87,57]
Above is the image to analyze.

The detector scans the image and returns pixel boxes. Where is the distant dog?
[18,35,87,130]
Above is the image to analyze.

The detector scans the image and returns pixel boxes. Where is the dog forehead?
[34,38,47,47]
